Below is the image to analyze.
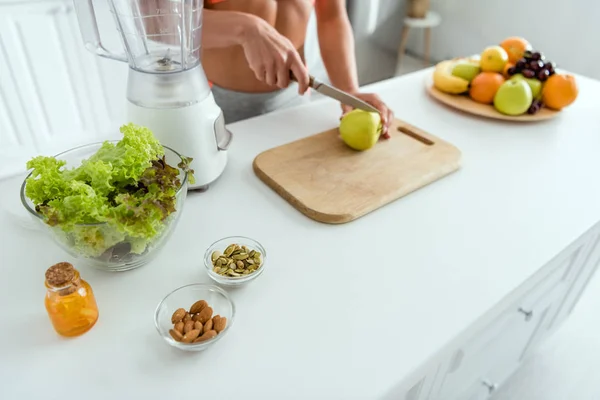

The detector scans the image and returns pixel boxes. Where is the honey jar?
[44,262,99,337]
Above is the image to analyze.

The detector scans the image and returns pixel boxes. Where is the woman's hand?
[341,93,394,139]
[240,18,310,94]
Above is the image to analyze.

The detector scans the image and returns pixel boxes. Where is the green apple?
[451,61,481,82]
[339,109,382,151]
[509,73,542,98]
[493,80,533,116]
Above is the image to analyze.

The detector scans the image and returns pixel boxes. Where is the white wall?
[355,0,600,81]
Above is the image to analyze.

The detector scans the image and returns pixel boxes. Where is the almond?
[192,330,217,343]
[198,306,213,324]
[183,320,195,334]
[203,318,213,334]
[182,329,201,343]
[183,313,192,323]
[214,316,227,333]
[192,313,203,322]
[190,300,208,314]
[171,308,186,324]
[169,329,183,342]
[174,321,185,334]
[194,321,203,331]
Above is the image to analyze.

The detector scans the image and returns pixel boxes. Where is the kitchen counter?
[2,68,600,400]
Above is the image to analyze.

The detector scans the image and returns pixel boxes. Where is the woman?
[201,0,393,137]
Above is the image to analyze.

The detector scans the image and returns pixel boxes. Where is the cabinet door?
[0,0,127,179]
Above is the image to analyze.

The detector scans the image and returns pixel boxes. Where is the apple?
[493,80,533,116]
[509,73,542,98]
[339,109,382,151]
[451,61,481,82]
[480,45,509,73]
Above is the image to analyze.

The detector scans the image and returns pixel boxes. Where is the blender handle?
[72,0,128,62]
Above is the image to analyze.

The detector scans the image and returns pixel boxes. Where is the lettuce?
[25,123,190,259]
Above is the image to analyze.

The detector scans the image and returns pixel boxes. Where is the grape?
[531,52,543,61]
[527,104,539,115]
[537,69,550,81]
[530,60,544,71]
[523,50,534,59]
[516,59,527,69]
[546,61,556,74]
[507,67,517,76]
[522,69,536,79]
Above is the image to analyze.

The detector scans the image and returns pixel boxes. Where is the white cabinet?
[0,0,128,179]
[395,223,600,400]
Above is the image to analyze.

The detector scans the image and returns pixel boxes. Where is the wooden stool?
[396,11,441,70]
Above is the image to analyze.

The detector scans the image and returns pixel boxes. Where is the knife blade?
[291,73,380,114]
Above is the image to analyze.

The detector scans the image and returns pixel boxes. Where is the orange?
[500,37,532,64]
[469,72,506,104]
[503,62,515,78]
[542,73,578,110]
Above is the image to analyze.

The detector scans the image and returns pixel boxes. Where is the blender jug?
[75,0,201,72]
[73,0,232,190]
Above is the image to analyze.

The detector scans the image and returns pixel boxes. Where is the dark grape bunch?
[505,50,556,114]
[506,50,557,82]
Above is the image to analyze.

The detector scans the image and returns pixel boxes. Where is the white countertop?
[2,69,600,399]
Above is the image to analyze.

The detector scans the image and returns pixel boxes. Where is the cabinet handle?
[482,380,498,394]
[518,307,533,321]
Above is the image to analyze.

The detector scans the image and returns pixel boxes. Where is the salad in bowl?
[20,123,194,271]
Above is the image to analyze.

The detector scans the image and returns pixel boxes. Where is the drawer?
[435,264,569,400]
[519,250,574,312]
[434,303,537,400]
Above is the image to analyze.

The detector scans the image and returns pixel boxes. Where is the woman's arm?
[314,0,359,93]
[201,9,257,49]
[201,9,310,92]
[314,0,393,137]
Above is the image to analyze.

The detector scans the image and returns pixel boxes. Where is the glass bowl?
[154,284,235,352]
[204,236,267,287]
[20,141,188,272]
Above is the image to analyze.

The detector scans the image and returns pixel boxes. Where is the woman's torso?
[202,0,314,93]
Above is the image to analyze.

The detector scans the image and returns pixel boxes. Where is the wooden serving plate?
[425,75,561,122]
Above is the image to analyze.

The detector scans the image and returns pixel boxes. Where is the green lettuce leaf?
[24,123,188,259]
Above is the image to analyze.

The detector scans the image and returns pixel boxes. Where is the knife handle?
[289,71,316,88]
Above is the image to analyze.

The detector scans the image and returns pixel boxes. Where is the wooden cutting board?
[252,118,462,224]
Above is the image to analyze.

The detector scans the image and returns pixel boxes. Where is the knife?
[290,73,380,114]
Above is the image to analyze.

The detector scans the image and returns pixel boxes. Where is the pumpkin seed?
[224,245,235,257]
[211,243,264,277]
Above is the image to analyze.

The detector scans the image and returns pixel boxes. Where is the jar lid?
[45,262,75,287]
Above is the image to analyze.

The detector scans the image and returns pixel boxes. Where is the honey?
[44,262,99,337]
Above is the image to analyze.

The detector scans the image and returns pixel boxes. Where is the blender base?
[189,184,210,192]
[126,92,229,191]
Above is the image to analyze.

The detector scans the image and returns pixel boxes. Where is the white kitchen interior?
[1,1,599,400]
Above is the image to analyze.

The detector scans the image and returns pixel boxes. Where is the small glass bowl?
[204,236,267,287]
[154,284,235,352]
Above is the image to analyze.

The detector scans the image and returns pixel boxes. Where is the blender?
[73,0,232,191]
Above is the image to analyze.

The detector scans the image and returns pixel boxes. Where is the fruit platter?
[426,37,579,121]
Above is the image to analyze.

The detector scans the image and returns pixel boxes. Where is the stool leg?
[396,26,410,72]
[424,27,431,66]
